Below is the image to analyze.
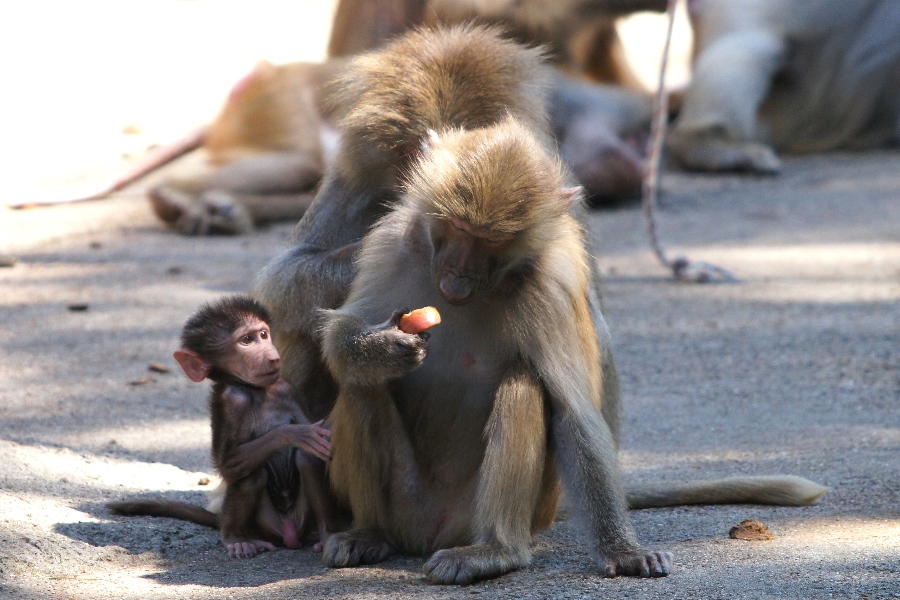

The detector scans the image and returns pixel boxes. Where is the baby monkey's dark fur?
[108,295,336,559]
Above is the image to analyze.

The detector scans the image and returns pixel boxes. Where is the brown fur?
[330,0,668,79]
[255,24,555,421]
[333,26,552,169]
[321,113,671,583]
[259,26,827,582]
[149,60,346,235]
[328,0,424,57]
[329,0,658,202]
[424,0,666,85]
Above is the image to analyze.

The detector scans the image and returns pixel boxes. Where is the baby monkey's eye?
[260,330,269,339]
[240,335,253,345]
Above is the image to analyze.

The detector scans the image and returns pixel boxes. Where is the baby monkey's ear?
[174,349,211,382]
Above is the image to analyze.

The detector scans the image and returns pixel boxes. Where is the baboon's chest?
[394,306,518,477]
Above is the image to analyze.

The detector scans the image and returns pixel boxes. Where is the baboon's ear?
[173,349,211,382]
[561,186,584,206]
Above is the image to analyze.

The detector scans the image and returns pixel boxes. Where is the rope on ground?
[641,0,737,283]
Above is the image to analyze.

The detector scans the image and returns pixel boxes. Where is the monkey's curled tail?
[626,475,829,509]
[107,499,219,528]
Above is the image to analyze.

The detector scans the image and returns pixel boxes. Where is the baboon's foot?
[149,184,253,235]
[600,549,673,578]
[424,543,529,585]
[225,539,276,559]
[322,529,394,568]
[668,130,781,174]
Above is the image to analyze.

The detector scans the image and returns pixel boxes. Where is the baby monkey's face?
[225,318,281,387]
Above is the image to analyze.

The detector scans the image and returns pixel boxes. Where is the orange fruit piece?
[399,306,442,334]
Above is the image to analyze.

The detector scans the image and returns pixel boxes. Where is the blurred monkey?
[668,0,900,173]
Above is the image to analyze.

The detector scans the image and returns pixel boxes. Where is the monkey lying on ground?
[147,60,346,235]
[108,296,337,558]
[668,0,900,173]
[258,25,826,585]
[145,70,648,236]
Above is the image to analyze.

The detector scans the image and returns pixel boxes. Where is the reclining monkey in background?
[668,0,900,173]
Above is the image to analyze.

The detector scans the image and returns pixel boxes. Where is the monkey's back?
[205,61,335,163]
[334,24,553,162]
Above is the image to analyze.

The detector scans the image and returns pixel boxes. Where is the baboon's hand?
[283,421,332,461]
[600,549,672,578]
[365,309,430,378]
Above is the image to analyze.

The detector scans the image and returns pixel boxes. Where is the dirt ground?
[1,147,898,599]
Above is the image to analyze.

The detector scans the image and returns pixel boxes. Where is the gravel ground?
[1,151,898,599]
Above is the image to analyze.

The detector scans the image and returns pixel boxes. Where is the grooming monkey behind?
[254,23,556,425]
[108,296,337,558]
[328,0,668,86]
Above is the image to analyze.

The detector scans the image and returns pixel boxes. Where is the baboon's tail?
[107,499,219,528]
[626,475,829,509]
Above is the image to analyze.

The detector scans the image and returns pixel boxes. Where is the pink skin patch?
[461,352,476,368]
[282,517,301,549]
[228,69,260,101]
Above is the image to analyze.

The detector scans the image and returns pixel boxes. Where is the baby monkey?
[109,296,335,558]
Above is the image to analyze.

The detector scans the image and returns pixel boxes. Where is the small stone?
[729,519,775,541]
[67,304,89,312]
[148,362,170,373]
[198,478,210,486]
